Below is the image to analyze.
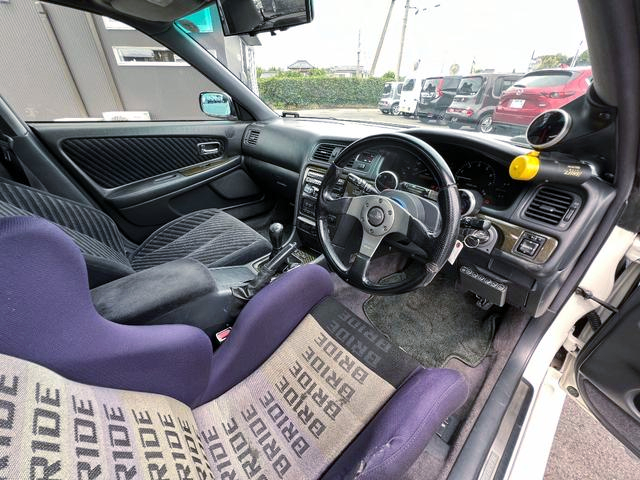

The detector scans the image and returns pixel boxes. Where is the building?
[0,1,259,121]
[329,65,369,78]
[287,60,315,75]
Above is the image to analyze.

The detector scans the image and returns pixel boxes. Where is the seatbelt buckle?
[215,327,232,344]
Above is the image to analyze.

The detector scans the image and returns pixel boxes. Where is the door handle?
[198,141,223,157]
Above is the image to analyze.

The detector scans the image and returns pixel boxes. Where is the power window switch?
[517,238,540,257]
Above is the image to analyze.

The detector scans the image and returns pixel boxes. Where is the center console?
[296,164,347,248]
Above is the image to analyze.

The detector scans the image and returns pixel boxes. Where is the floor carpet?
[363,272,497,368]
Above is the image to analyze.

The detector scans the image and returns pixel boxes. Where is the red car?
[493,68,592,132]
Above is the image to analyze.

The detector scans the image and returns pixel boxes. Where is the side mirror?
[200,92,234,118]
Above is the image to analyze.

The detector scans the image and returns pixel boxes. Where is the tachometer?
[455,161,496,196]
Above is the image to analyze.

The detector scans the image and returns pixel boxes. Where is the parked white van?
[398,77,426,115]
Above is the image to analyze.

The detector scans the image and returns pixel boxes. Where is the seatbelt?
[0,134,46,191]
[0,134,30,185]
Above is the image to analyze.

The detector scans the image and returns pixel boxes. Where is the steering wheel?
[316,133,461,294]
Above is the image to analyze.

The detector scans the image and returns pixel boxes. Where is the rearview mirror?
[216,0,314,36]
[200,92,234,118]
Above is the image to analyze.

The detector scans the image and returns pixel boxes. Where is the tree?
[309,68,329,77]
[534,53,570,70]
[574,50,590,66]
[381,71,396,81]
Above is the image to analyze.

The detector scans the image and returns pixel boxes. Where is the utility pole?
[356,30,361,78]
[371,0,396,77]
[396,0,410,80]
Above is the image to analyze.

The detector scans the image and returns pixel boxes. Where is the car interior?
[1,0,640,479]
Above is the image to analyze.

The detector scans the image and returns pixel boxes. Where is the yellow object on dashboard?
[509,151,540,181]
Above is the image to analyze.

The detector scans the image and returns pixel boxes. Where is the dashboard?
[356,147,519,209]
[240,117,614,317]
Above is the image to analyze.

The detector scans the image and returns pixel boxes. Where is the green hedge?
[257,77,387,109]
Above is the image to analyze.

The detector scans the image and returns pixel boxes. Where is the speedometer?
[455,161,496,196]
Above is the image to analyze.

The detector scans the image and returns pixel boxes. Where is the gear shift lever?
[269,222,284,259]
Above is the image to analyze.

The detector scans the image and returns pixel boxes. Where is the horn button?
[359,197,396,236]
[367,207,385,226]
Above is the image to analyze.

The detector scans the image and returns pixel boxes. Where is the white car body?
[399,77,425,115]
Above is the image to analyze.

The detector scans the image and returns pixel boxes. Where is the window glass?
[382,83,393,96]
[458,77,484,95]
[493,78,517,97]
[403,79,416,91]
[0,2,238,121]
[422,79,440,98]
[442,77,461,91]
[514,72,573,88]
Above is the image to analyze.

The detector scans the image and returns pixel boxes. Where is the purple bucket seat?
[0,216,467,479]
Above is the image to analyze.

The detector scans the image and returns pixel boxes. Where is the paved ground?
[287,107,443,128]
[544,399,640,479]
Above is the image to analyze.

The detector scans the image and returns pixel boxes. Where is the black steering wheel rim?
[316,132,461,294]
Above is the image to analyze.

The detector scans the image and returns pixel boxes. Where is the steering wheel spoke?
[404,215,440,254]
[323,195,353,216]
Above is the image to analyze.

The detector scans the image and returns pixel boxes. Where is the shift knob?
[269,223,284,258]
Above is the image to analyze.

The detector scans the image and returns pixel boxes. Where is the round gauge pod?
[526,109,572,150]
[375,170,399,191]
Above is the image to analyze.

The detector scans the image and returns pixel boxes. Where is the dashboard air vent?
[312,143,344,162]
[524,187,574,226]
[245,129,260,146]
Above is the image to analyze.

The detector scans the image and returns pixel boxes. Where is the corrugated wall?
[0,0,87,120]
[44,4,123,118]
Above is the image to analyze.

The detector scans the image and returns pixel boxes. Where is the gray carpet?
[363,273,496,368]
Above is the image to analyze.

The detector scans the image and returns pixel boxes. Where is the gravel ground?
[544,399,640,480]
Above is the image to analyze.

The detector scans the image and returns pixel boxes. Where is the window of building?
[113,47,187,66]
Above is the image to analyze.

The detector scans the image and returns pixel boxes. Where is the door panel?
[575,287,640,457]
[32,121,271,243]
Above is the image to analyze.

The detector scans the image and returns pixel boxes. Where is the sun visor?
[108,0,212,22]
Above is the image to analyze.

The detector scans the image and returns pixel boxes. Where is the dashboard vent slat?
[525,187,574,226]
[245,129,260,146]
[312,143,346,163]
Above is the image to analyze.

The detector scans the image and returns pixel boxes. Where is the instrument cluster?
[371,147,519,209]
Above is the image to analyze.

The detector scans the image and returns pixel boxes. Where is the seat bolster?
[322,368,469,480]
[198,264,334,405]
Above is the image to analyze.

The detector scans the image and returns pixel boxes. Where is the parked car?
[398,76,426,115]
[493,67,593,132]
[445,73,522,133]
[417,75,462,123]
[378,81,403,115]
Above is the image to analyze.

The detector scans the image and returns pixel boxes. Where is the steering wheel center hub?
[358,197,395,236]
[367,206,385,226]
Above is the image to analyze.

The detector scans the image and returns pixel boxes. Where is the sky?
[253,0,586,77]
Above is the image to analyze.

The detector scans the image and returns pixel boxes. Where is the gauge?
[455,161,496,196]
[375,171,399,191]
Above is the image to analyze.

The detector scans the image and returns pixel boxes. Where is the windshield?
[514,72,575,88]
[179,0,588,142]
